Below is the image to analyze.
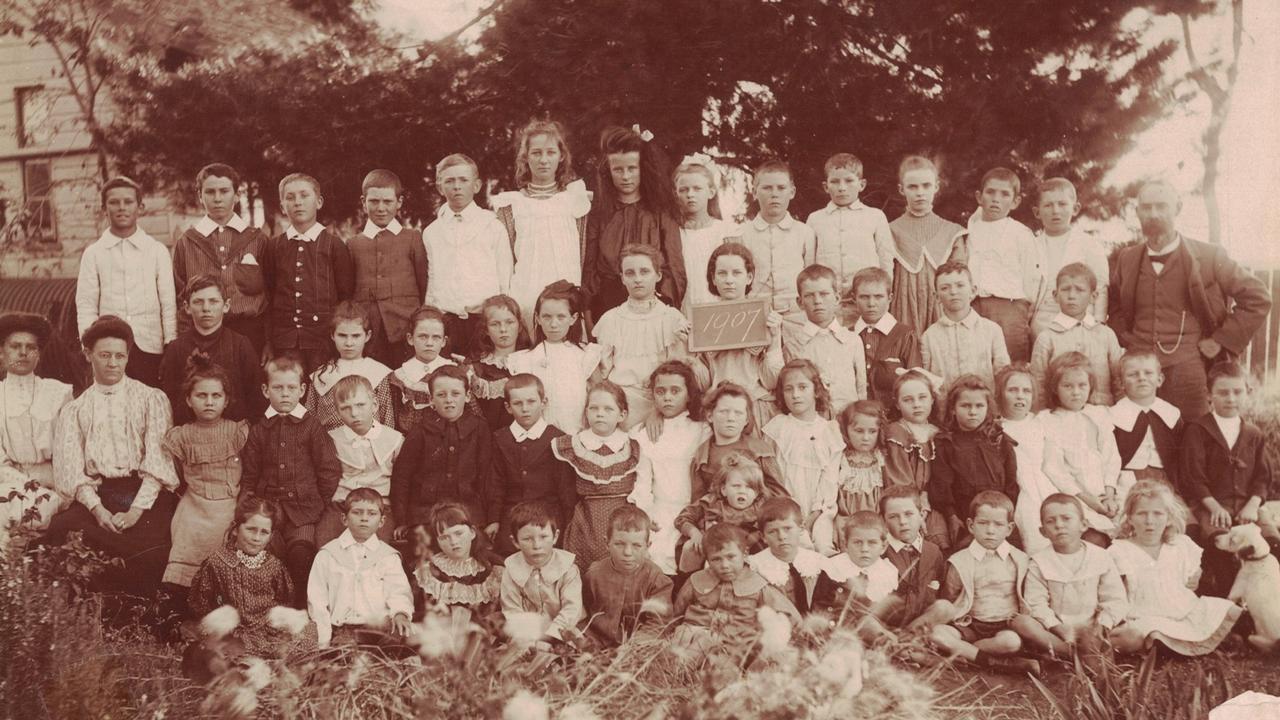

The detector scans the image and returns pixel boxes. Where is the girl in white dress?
[507,281,602,434]
[762,359,844,555]
[594,244,690,429]
[673,157,739,310]
[628,360,709,574]
[1109,481,1240,655]
[996,363,1056,555]
[1039,352,1122,546]
[490,119,591,334]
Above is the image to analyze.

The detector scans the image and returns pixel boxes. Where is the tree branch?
[1179,10,1227,105]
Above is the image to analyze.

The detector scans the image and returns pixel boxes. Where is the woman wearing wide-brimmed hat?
[0,312,73,544]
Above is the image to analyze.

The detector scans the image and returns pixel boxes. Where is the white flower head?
[638,597,670,617]
[756,605,792,656]
[502,689,549,720]
[240,657,272,691]
[266,606,309,635]
[558,702,601,720]
[199,605,240,639]
[415,614,461,659]
[504,611,547,645]
[227,686,259,719]
[817,635,864,698]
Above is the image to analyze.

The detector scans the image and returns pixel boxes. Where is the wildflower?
[227,686,259,719]
[756,605,791,656]
[816,635,863,697]
[504,611,546,645]
[502,689,549,720]
[558,702,600,720]
[199,605,240,639]
[415,614,460,658]
[346,653,369,690]
[638,597,671,617]
[266,606,309,635]
[240,657,272,691]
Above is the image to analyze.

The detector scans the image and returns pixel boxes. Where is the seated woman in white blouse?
[0,313,73,546]
[40,315,178,593]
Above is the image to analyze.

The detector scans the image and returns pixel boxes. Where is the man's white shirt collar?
[967,540,1014,562]
[802,318,848,341]
[511,418,549,442]
[1146,234,1183,257]
[286,223,325,242]
[361,218,403,237]
[436,201,482,221]
[1051,312,1098,330]
[750,548,824,585]
[340,422,383,444]
[1110,396,1180,432]
[854,313,898,336]
[194,214,249,236]
[265,404,308,419]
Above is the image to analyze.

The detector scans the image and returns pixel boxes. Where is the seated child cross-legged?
[929,491,1041,674]
[1017,494,1127,667]
[1108,481,1241,656]
[749,497,828,615]
[500,502,585,650]
[672,523,800,664]
[674,450,767,574]
[583,505,674,647]
[307,488,414,648]
[812,512,900,642]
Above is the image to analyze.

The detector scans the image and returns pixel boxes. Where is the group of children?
[7,117,1274,673]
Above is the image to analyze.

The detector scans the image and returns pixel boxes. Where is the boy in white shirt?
[804,153,893,324]
[307,487,414,648]
[76,176,177,387]
[423,154,514,357]
[318,376,405,546]
[962,168,1037,362]
[781,264,868,414]
[740,159,815,317]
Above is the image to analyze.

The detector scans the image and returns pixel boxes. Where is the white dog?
[1215,523,1280,652]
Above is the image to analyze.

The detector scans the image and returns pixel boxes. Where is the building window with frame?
[21,159,56,243]
[15,85,50,149]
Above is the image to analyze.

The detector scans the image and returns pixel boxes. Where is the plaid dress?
[552,431,639,571]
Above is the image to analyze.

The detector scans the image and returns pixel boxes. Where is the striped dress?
[552,431,639,571]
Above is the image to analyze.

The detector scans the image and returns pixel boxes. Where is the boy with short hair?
[171,163,268,351]
[307,487,414,648]
[501,501,584,646]
[318,375,404,546]
[583,504,673,646]
[748,497,827,614]
[740,159,816,316]
[851,267,922,403]
[76,176,177,387]
[351,169,429,367]
[491,373,575,554]
[878,484,946,629]
[261,173,354,373]
[1180,360,1273,595]
[390,365,492,538]
[1029,178,1109,339]
[781,264,868,414]
[921,261,1011,392]
[930,491,1041,674]
[1018,494,1126,664]
[961,168,1038,362]
[158,275,263,424]
[1110,350,1182,488]
[804,153,894,322]
[424,155,514,357]
[240,353,342,603]
[1029,263,1123,408]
